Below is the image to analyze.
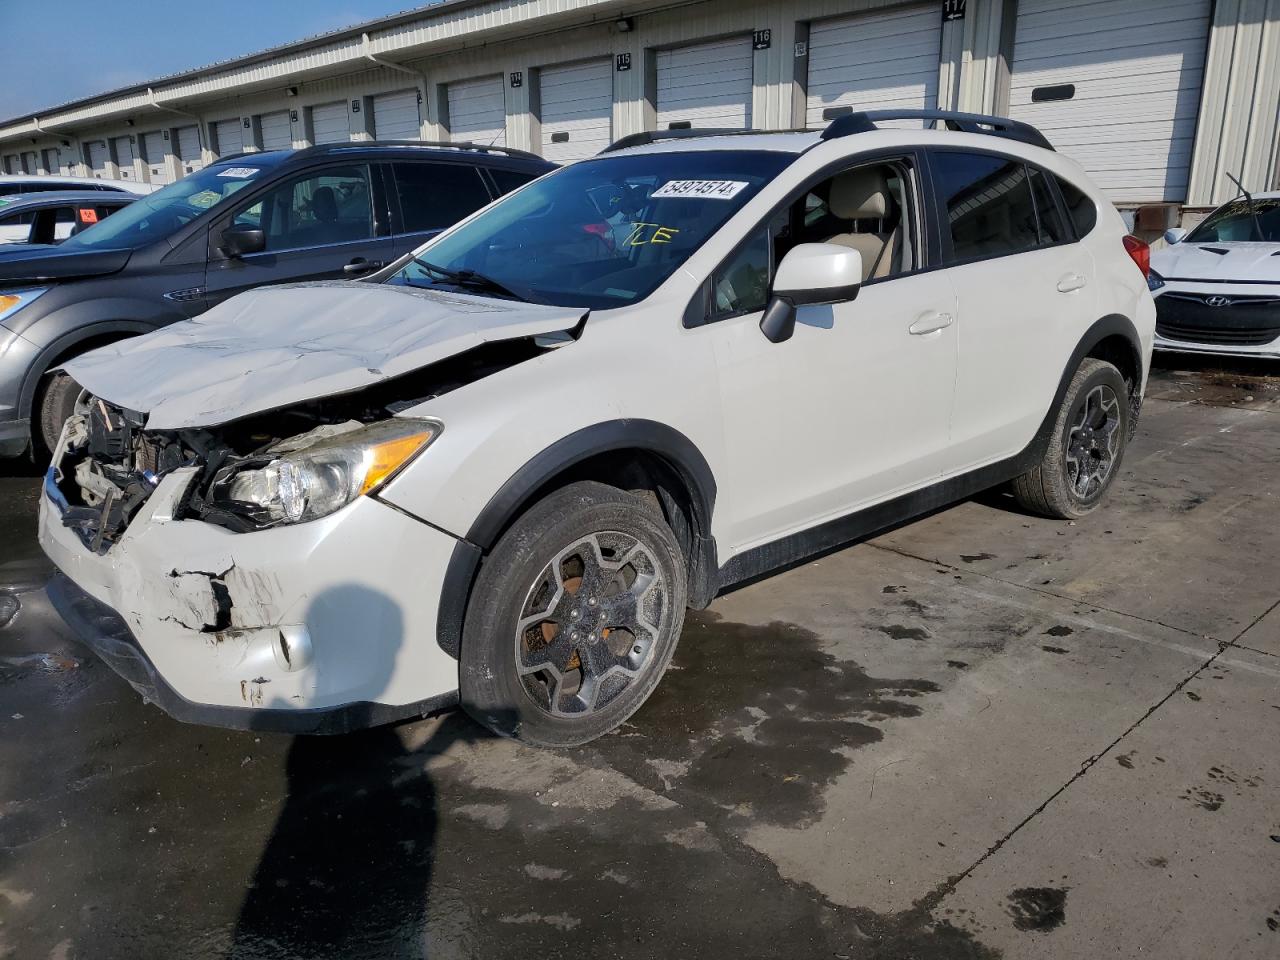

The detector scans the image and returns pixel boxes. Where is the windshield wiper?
[410,257,535,302]
[1225,171,1265,242]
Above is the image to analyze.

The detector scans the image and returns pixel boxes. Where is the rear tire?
[460,480,687,747]
[1011,358,1130,519]
[36,371,82,458]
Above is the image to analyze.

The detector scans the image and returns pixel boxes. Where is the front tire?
[1011,357,1130,519]
[36,371,82,457]
[460,480,687,747]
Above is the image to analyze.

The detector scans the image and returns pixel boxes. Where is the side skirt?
[715,451,1030,593]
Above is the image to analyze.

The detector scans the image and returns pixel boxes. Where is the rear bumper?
[48,572,457,734]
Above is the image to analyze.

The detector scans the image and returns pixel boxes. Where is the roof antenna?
[1225,171,1264,242]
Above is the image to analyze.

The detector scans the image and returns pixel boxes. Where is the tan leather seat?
[825,167,899,281]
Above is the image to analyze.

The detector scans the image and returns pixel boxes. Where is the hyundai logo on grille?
[1204,295,1234,307]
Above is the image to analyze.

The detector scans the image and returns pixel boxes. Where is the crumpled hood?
[1152,241,1280,283]
[64,281,583,430]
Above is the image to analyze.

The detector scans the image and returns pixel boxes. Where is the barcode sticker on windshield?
[218,167,261,178]
[651,180,749,200]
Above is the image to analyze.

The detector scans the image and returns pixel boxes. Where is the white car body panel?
[0,174,158,196]
[39,124,1156,726]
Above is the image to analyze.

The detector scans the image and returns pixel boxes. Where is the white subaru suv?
[39,111,1155,746]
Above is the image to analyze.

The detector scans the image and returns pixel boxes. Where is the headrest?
[311,186,338,222]
[829,167,891,219]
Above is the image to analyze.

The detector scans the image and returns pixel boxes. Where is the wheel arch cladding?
[20,321,152,420]
[435,420,720,660]
[1030,314,1144,459]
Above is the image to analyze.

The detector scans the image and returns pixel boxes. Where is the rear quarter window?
[1053,174,1097,238]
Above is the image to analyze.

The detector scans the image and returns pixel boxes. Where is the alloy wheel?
[1065,384,1122,499]
[513,531,667,718]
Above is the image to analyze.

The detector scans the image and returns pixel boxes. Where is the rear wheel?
[1011,358,1130,519]
[460,480,687,747]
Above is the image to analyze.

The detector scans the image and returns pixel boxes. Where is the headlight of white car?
[1147,269,1166,292]
[209,418,439,526]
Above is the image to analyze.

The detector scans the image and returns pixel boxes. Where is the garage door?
[112,136,136,179]
[539,59,612,161]
[87,141,110,178]
[260,110,292,151]
[311,101,350,145]
[656,37,753,130]
[373,89,421,140]
[805,5,941,128]
[43,148,61,175]
[21,151,37,174]
[213,119,244,157]
[143,131,171,185]
[1008,0,1211,203]
[176,125,203,175]
[448,76,506,146]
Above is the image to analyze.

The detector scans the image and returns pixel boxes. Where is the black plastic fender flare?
[435,419,719,659]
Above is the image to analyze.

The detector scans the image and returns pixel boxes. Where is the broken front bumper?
[39,467,463,733]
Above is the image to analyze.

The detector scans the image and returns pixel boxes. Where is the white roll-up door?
[260,110,292,151]
[311,101,350,145]
[87,141,110,178]
[805,5,941,129]
[1008,0,1211,203]
[43,148,60,174]
[176,125,203,175]
[213,119,244,157]
[373,89,421,140]
[448,76,506,145]
[539,59,613,161]
[112,136,136,178]
[21,151,37,174]
[656,37,753,130]
[143,131,171,185]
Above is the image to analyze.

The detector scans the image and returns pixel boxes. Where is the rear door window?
[932,152,1039,263]
[489,167,539,196]
[391,162,492,233]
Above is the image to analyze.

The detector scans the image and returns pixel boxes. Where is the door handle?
[1057,273,1087,293]
[343,257,384,275]
[908,311,954,336]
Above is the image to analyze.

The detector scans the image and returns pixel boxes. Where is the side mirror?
[760,243,862,344]
[1164,227,1188,245]
[219,224,266,258]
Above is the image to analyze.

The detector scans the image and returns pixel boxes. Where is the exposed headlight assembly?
[0,288,49,325]
[1147,269,1166,292]
[208,418,439,527]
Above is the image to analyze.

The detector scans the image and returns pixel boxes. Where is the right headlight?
[1147,269,1166,293]
[209,418,439,527]
[0,288,49,325]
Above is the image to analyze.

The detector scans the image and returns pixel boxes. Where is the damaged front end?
[48,338,549,549]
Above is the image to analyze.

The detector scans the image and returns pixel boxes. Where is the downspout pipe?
[362,32,430,138]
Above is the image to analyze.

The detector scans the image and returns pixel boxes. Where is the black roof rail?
[292,139,546,162]
[599,128,753,153]
[821,110,1054,151]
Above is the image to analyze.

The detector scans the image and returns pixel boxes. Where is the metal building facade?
[1,0,1277,220]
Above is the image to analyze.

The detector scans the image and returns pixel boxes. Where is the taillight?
[1122,235,1150,279]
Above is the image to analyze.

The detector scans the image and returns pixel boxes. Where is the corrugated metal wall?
[1,0,1276,211]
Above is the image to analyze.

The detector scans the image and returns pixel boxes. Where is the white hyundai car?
[38,111,1155,746]
[1150,191,1280,359]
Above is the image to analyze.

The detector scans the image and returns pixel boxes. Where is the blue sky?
[0,2,426,120]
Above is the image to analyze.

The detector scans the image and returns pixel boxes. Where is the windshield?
[386,151,790,308]
[1185,196,1280,243]
[59,163,270,249]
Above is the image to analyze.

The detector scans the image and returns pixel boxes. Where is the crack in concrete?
[868,540,1221,644]
[914,580,1280,911]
